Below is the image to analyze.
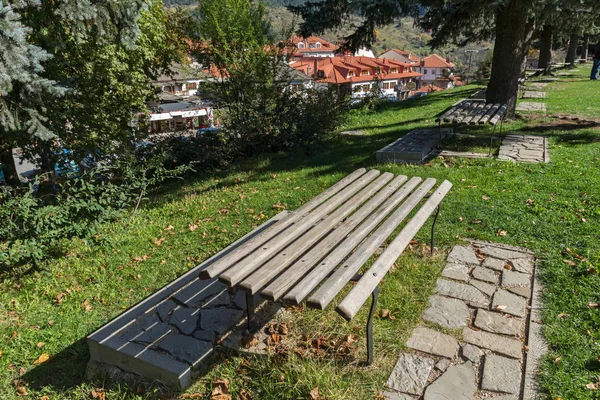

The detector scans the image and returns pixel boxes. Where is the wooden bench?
[198,168,452,364]
[435,99,507,155]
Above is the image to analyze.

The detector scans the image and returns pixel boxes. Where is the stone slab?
[406,327,459,359]
[476,245,531,260]
[502,270,531,288]
[381,391,415,400]
[169,307,200,335]
[472,266,497,284]
[422,295,470,329]
[435,279,489,308]
[423,362,477,400]
[481,354,522,394]
[435,359,451,372]
[530,82,548,88]
[340,130,365,136]
[508,286,532,298]
[156,333,213,367]
[509,258,534,274]
[157,299,177,321]
[493,289,527,318]
[200,309,244,335]
[474,309,523,337]
[522,91,547,99]
[447,245,480,265]
[470,280,496,297]
[386,353,434,395]
[461,343,482,364]
[482,257,507,271]
[441,263,470,282]
[462,328,522,359]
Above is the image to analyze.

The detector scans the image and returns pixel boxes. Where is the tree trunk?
[538,25,553,73]
[0,145,20,186]
[486,0,534,118]
[581,35,589,61]
[565,34,579,65]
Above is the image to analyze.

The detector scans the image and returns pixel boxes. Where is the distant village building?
[290,36,337,58]
[379,48,421,66]
[290,56,421,100]
[148,64,214,134]
[414,54,455,90]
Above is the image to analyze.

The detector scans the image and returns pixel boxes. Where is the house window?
[165,85,174,93]
[290,83,303,92]
[297,43,305,49]
[390,68,398,73]
[353,85,361,93]
[360,70,370,76]
[363,84,370,92]
[348,70,356,77]
[317,70,325,78]
[187,82,197,90]
[315,42,321,48]
[424,69,428,75]
[382,82,392,90]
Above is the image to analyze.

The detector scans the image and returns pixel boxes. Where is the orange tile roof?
[421,54,455,68]
[290,55,422,85]
[290,36,337,54]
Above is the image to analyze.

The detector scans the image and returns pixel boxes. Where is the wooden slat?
[469,103,494,124]
[261,175,411,301]
[462,102,484,124]
[478,103,501,124]
[199,168,367,279]
[219,170,383,286]
[336,180,453,321]
[281,176,424,305]
[489,104,508,125]
[237,173,395,293]
[454,101,479,124]
[307,178,438,310]
[443,101,471,123]
[435,105,459,123]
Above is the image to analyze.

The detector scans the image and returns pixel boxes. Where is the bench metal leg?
[430,202,442,256]
[351,274,379,365]
[366,287,379,365]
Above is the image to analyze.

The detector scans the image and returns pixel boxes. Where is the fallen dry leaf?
[189,223,199,232]
[309,387,321,400]
[588,302,599,309]
[82,299,93,312]
[164,225,174,231]
[36,342,45,349]
[278,323,289,335]
[482,195,490,201]
[134,255,151,262]
[91,389,106,400]
[32,353,50,365]
[496,229,507,237]
[563,259,577,266]
[154,237,166,246]
[557,313,570,319]
[16,386,28,396]
[526,199,535,206]
[495,305,507,311]
[211,377,230,398]
[40,396,50,400]
[180,394,203,399]
[19,367,26,375]
[586,382,600,390]
[554,357,561,364]
[54,293,65,304]
[239,388,255,400]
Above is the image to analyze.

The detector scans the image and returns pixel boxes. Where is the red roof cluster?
[290,56,422,84]
[290,36,337,55]
[421,54,455,68]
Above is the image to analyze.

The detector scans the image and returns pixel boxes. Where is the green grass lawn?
[2,68,600,399]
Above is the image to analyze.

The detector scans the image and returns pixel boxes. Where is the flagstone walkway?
[382,241,546,400]
[498,134,549,164]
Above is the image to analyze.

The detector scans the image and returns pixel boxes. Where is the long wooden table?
[199,168,452,363]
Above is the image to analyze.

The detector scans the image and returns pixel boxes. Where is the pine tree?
[0,0,165,187]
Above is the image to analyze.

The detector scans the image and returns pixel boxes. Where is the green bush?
[0,154,192,271]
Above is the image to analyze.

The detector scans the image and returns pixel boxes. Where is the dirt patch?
[520,113,600,132]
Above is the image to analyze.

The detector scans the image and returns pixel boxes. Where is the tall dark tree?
[565,34,580,64]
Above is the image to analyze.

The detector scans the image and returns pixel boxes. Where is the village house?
[290,36,337,58]
[290,55,422,100]
[379,48,421,66]
[413,54,456,90]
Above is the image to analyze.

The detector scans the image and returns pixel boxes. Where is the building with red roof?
[414,54,456,89]
[290,55,422,99]
[290,36,337,58]
[379,48,421,66]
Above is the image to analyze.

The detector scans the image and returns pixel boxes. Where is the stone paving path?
[516,102,547,112]
[376,128,452,163]
[529,83,548,88]
[498,134,549,163]
[522,91,546,99]
[382,241,546,400]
